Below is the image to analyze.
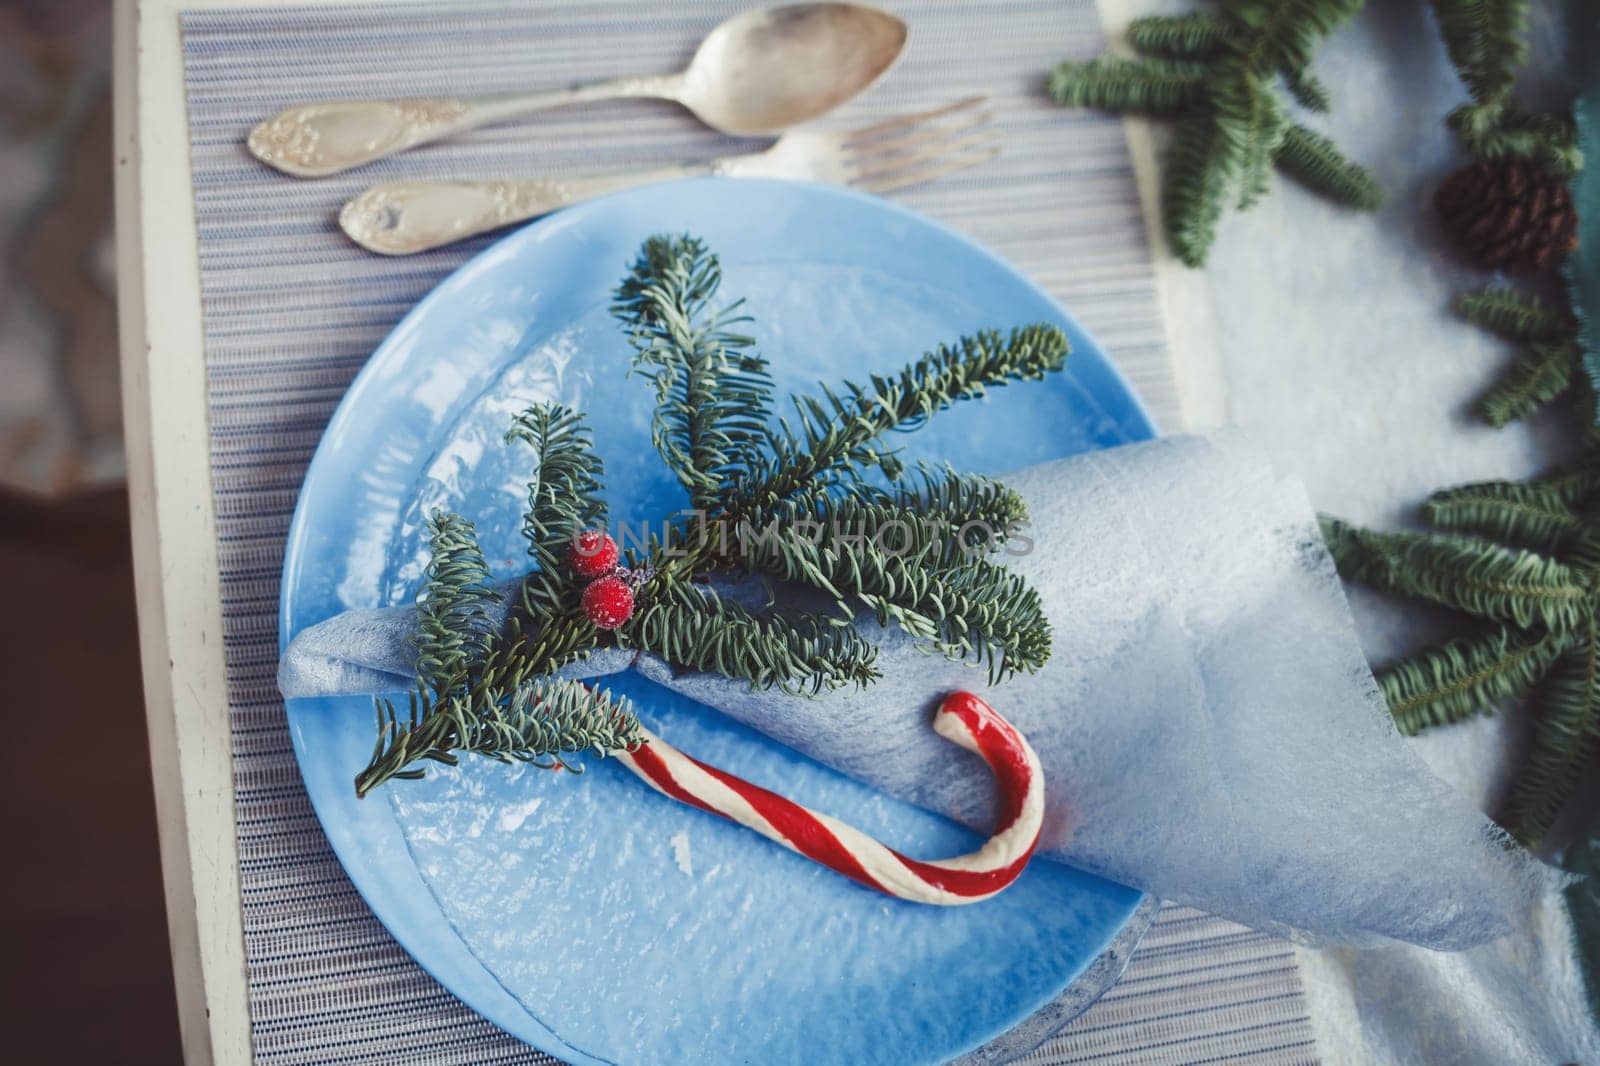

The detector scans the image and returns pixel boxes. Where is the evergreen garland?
[1321,344,1600,845]
[1321,466,1600,845]
[1428,0,1581,175]
[1317,0,1598,846]
[355,235,1068,795]
[1048,0,1381,266]
[1458,289,1584,427]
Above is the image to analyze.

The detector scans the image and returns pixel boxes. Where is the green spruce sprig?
[506,404,607,629]
[1428,0,1581,174]
[356,511,644,797]
[354,235,1068,794]
[1322,465,1600,844]
[1322,278,1600,846]
[612,236,774,512]
[1458,288,1585,427]
[1049,0,1381,266]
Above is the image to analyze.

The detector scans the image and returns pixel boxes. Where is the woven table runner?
[179,1,1314,1062]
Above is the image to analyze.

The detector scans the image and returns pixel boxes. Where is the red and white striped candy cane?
[616,691,1045,905]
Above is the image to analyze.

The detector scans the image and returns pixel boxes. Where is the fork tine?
[846,107,994,159]
[845,95,989,142]
[855,144,1001,195]
[851,131,1002,181]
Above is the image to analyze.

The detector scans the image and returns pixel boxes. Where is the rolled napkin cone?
[280,434,1555,949]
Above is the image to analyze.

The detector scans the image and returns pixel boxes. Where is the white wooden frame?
[113,2,1214,1062]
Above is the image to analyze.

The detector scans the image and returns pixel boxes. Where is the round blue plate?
[280,179,1153,1065]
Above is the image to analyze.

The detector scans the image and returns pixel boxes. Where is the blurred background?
[0,0,183,1059]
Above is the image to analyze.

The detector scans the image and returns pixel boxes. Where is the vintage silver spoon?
[247,3,908,178]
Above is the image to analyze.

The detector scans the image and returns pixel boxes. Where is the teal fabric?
[1569,0,1600,403]
[1568,0,1600,1023]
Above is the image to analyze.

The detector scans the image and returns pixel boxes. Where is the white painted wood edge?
[116,0,251,1061]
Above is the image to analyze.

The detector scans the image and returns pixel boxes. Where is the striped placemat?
[179,1,1315,1062]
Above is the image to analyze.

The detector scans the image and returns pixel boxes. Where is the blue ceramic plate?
[280,179,1152,1065]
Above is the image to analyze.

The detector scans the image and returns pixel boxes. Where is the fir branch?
[1227,0,1364,82]
[508,601,600,681]
[1047,56,1208,115]
[1320,519,1592,631]
[1377,624,1562,735]
[741,325,1069,516]
[1273,124,1384,208]
[1282,66,1330,113]
[1504,622,1600,844]
[355,508,641,796]
[357,675,642,797]
[619,581,879,694]
[862,555,1052,682]
[506,403,607,578]
[732,503,1050,682]
[1428,0,1528,108]
[748,497,953,579]
[1425,480,1584,550]
[1211,58,1288,209]
[1163,108,1235,267]
[612,235,775,510]
[1125,12,1233,59]
[1458,288,1574,342]
[1476,341,1581,427]
[1448,104,1583,175]
[1049,0,1376,265]
[410,510,502,692]
[1325,439,1600,844]
[887,465,1030,545]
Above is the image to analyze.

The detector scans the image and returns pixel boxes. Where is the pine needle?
[357,676,644,796]
[1212,58,1288,209]
[1163,108,1235,267]
[612,235,775,511]
[1274,124,1384,208]
[1476,342,1581,427]
[1504,624,1600,845]
[620,580,879,694]
[1457,288,1573,343]
[411,510,502,693]
[1428,0,1529,107]
[740,324,1069,514]
[1047,56,1207,114]
[1425,480,1584,550]
[1125,13,1233,59]
[1282,67,1331,113]
[506,404,607,577]
[1321,521,1591,632]
[1377,624,1562,735]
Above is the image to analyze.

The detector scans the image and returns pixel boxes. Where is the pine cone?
[1434,159,1579,274]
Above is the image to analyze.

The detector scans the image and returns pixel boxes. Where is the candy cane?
[617,691,1045,905]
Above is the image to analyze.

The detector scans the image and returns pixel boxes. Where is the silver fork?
[339,97,998,255]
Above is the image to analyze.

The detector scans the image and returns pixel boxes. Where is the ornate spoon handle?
[340,163,718,255]
[248,75,684,178]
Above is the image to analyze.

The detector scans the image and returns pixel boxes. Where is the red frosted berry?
[569,529,619,578]
[582,576,635,630]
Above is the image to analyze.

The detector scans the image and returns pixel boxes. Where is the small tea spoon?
[247,3,908,178]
